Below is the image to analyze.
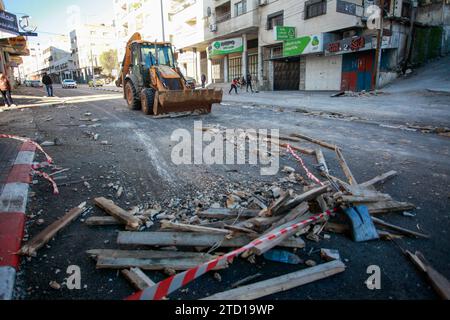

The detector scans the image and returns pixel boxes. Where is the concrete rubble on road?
[72,130,441,300]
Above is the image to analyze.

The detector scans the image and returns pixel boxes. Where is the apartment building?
[170,0,430,91]
[113,0,173,65]
[70,23,115,83]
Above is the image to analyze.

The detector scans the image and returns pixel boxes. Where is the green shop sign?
[274,26,296,41]
[283,34,323,57]
[209,37,243,56]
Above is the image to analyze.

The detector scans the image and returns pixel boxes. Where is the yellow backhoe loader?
[116,33,222,115]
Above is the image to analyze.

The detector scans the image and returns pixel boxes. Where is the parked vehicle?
[62,79,77,89]
[25,80,43,88]
[185,77,197,89]
[88,79,104,87]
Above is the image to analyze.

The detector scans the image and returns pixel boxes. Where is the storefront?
[208,36,258,83]
[325,34,400,92]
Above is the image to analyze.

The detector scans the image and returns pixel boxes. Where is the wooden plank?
[267,202,309,232]
[371,216,430,238]
[96,256,226,271]
[315,148,329,174]
[251,213,326,256]
[406,251,450,300]
[160,221,231,235]
[19,202,86,256]
[117,231,305,249]
[93,197,141,230]
[121,268,155,291]
[335,147,357,185]
[360,170,398,188]
[197,208,260,219]
[202,260,346,300]
[281,184,329,214]
[339,194,393,203]
[365,201,416,214]
[85,216,121,226]
[279,143,315,155]
[290,133,337,150]
[86,249,212,259]
[269,190,293,215]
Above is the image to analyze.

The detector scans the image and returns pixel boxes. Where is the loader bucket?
[154,89,223,115]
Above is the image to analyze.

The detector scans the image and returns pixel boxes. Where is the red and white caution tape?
[286,144,324,186]
[126,208,337,300]
[1,134,58,194]
[0,134,53,164]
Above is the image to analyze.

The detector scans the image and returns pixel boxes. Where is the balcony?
[206,8,258,40]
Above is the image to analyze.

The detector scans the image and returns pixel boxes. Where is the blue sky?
[4,0,114,46]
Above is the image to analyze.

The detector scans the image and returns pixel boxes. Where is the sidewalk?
[0,138,36,300]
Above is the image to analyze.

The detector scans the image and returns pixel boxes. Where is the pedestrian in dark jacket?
[0,73,15,107]
[246,73,253,93]
[229,78,238,94]
[201,74,206,88]
[42,73,54,97]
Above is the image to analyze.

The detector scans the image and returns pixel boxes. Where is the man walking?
[246,72,254,93]
[0,73,16,107]
[42,73,54,97]
[201,74,206,88]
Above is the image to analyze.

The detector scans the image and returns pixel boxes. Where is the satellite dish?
[207,7,212,17]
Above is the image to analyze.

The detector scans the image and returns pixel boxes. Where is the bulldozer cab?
[129,42,175,88]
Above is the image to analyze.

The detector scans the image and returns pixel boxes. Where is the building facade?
[70,23,115,83]
[169,0,448,92]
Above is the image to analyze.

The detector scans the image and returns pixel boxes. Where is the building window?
[267,11,283,30]
[304,0,327,20]
[228,56,242,82]
[234,0,247,17]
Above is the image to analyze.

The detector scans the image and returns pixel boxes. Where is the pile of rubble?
[19,131,448,300]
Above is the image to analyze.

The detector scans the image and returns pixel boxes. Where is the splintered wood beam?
[19,202,86,256]
[93,197,141,230]
[315,148,329,174]
[360,170,398,188]
[365,200,416,214]
[202,260,346,300]
[160,221,231,235]
[335,147,357,185]
[117,231,305,249]
[197,208,260,219]
[85,216,122,226]
[290,133,337,150]
[121,268,155,291]
[371,216,430,238]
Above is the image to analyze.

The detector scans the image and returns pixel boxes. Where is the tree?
[99,49,118,76]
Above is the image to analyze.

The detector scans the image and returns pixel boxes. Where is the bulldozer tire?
[141,88,156,115]
[125,80,141,110]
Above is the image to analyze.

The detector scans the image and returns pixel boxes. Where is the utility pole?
[160,0,166,42]
[373,0,385,90]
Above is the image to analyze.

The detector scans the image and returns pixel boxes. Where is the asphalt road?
[1,84,449,300]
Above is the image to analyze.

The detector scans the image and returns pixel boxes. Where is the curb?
[0,141,36,300]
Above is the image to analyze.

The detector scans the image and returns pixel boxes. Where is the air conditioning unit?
[209,24,217,32]
[258,0,268,6]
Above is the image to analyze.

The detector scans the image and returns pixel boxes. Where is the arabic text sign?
[209,37,243,56]
[0,10,19,34]
[274,26,296,41]
[283,34,323,57]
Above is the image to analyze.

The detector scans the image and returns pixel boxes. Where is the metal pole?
[373,0,384,89]
[160,0,166,42]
